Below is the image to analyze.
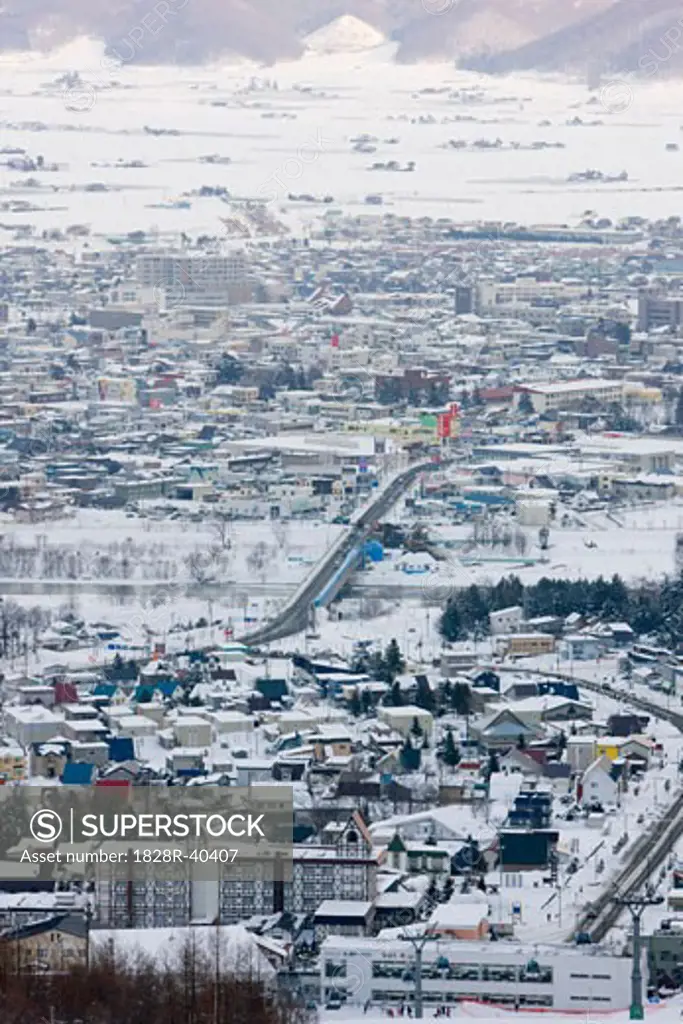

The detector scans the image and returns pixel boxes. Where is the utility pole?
[85,902,93,971]
[617,892,664,1020]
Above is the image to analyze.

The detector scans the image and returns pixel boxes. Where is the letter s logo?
[30,809,63,843]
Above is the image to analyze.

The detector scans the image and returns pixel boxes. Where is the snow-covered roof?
[314,900,374,918]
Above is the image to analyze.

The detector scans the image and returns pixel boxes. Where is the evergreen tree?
[441,728,461,768]
[216,353,244,384]
[518,391,534,415]
[487,751,500,775]
[451,682,473,717]
[440,600,462,642]
[361,689,374,714]
[415,676,435,712]
[459,585,489,632]
[389,680,403,706]
[384,638,405,681]
[410,716,424,738]
[400,737,421,773]
[349,688,362,717]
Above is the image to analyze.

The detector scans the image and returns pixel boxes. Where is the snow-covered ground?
[1,37,683,236]
[321,1001,683,1023]
[0,506,340,587]
[363,499,683,594]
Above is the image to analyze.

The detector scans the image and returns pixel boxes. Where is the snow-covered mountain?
[1,0,677,76]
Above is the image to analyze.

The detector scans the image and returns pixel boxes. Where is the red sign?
[437,413,452,439]
[331,334,340,348]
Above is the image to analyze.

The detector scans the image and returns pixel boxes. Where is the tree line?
[0,938,307,1024]
[440,572,683,647]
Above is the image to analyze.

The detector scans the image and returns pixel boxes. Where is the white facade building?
[489,605,523,635]
[4,706,63,748]
[136,250,250,306]
[321,936,641,1013]
[514,379,623,414]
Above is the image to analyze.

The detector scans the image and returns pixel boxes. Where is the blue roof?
[94,683,117,698]
[157,680,180,698]
[134,686,155,702]
[61,762,95,785]
[109,737,135,762]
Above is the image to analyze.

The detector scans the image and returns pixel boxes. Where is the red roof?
[481,387,515,403]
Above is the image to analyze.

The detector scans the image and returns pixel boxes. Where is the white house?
[4,706,63,748]
[174,716,212,748]
[379,705,434,738]
[209,710,254,738]
[566,736,597,773]
[580,755,619,807]
[489,606,524,635]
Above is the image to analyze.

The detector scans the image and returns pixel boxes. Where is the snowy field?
[1,37,683,237]
[0,508,342,668]
[0,506,339,583]
[360,499,683,597]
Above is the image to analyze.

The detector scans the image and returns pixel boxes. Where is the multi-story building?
[514,378,623,414]
[95,812,378,929]
[136,250,251,306]
[638,291,683,331]
[321,935,641,1013]
[475,278,586,316]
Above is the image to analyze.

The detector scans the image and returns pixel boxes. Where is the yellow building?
[623,383,663,404]
[2,914,87,973]
[503,633,556,658]
[0,746,26,782]
[595,737,622,762]
[97,376,137,403]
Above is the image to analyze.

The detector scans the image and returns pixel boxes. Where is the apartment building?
[637,291,683,332]
[95,812,378,929]
[475,278,586,315]
[136,250,251,306]
[514,379,623,414]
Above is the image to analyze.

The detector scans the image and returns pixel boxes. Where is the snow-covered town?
[5,11,683,1024]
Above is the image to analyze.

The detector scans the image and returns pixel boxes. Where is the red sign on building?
[437,413,452,439]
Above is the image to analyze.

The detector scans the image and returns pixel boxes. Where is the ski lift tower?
[617,891,664,1020]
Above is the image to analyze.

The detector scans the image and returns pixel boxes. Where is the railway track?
[495,665,683,941]
[239,458,442,647]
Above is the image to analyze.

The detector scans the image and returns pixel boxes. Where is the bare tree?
[271,518,290,555]
[209,510,233,551]
[185,549,216,585]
